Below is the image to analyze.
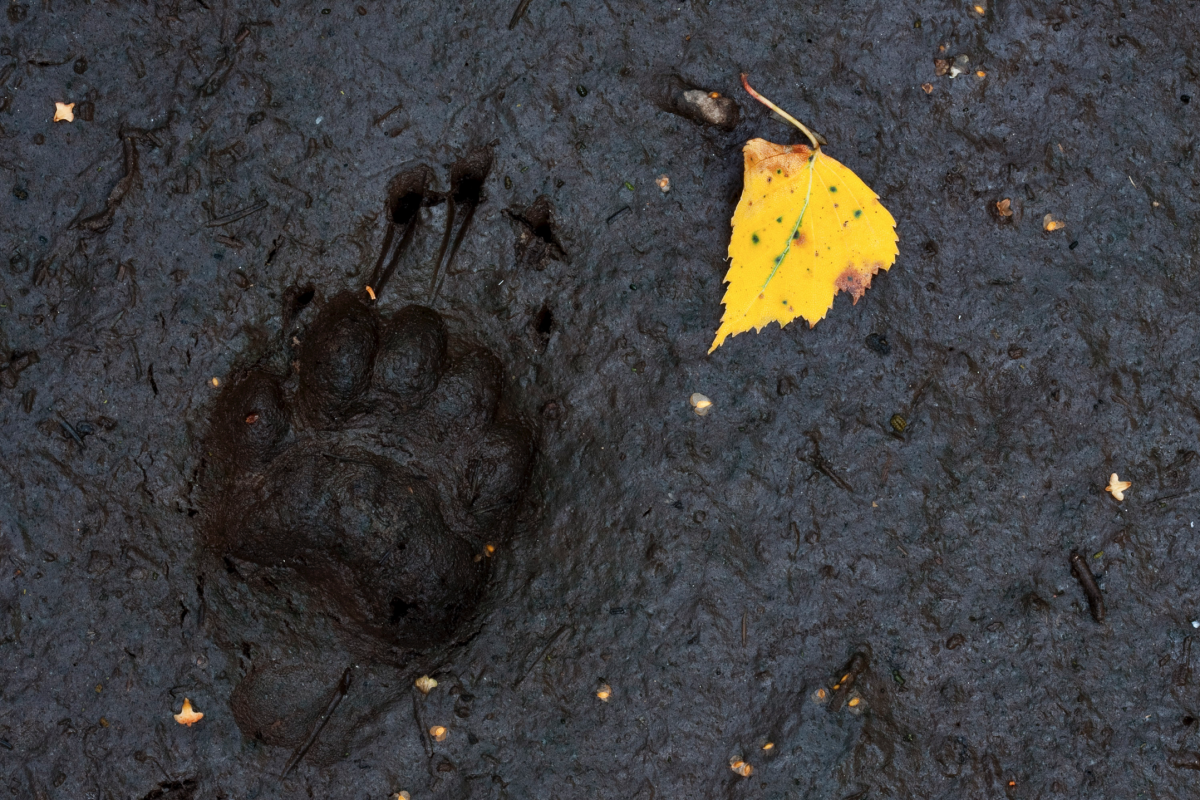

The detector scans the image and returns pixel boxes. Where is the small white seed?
[689,393,713,416]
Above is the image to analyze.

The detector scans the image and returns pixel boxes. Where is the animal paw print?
[197,150,534,758]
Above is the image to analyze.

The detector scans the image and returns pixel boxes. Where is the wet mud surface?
[2,1,1200,797]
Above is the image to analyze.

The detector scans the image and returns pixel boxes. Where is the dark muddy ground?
[3,1,1200,798]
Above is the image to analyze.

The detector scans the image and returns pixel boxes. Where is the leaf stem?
[740,74,821,150]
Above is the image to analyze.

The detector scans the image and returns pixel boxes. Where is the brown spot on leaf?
[793,231,806,244]
[835,263,874,303]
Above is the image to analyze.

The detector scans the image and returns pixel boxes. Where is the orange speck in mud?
[174,698,204,727]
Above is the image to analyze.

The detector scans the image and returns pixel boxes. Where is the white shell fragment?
[689,393,713,416]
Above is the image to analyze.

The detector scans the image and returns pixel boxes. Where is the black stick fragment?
[320,451,376,468]
[605,206,631,224]
[56,413,86,449]
[805,434,854,493]
[205,201,268,228]
[508,0,534,29]
[412,690,432,762]
[513,625,571,689]
[281,667,353,779]
[1069,550,1105,623]
[374,101,404,125]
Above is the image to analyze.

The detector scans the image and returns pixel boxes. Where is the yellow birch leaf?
[710,77,899,352]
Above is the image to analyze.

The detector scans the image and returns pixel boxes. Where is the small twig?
[373,101,404,125]
[808,450,854,493]
[412,692,433,761]
[1153,486,1200,504]
[205,201,268,228]
[508,0,534,29]
[56,413,86,449]
[320,451,375,468]
[1069,550,1105,623]
[27,54,75,67]
[605,206,631,225]
[512,625,571,689]
[281,667,353,779]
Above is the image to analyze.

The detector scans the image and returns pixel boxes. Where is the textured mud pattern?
[4,1,1200,798]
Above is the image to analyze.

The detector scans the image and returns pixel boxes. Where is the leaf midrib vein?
[760,156,816,293]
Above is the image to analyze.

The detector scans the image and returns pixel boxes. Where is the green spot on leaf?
[829,186,838,193]
[854,209,862,218]
[776,217,782,223]
[752,233,760,244]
